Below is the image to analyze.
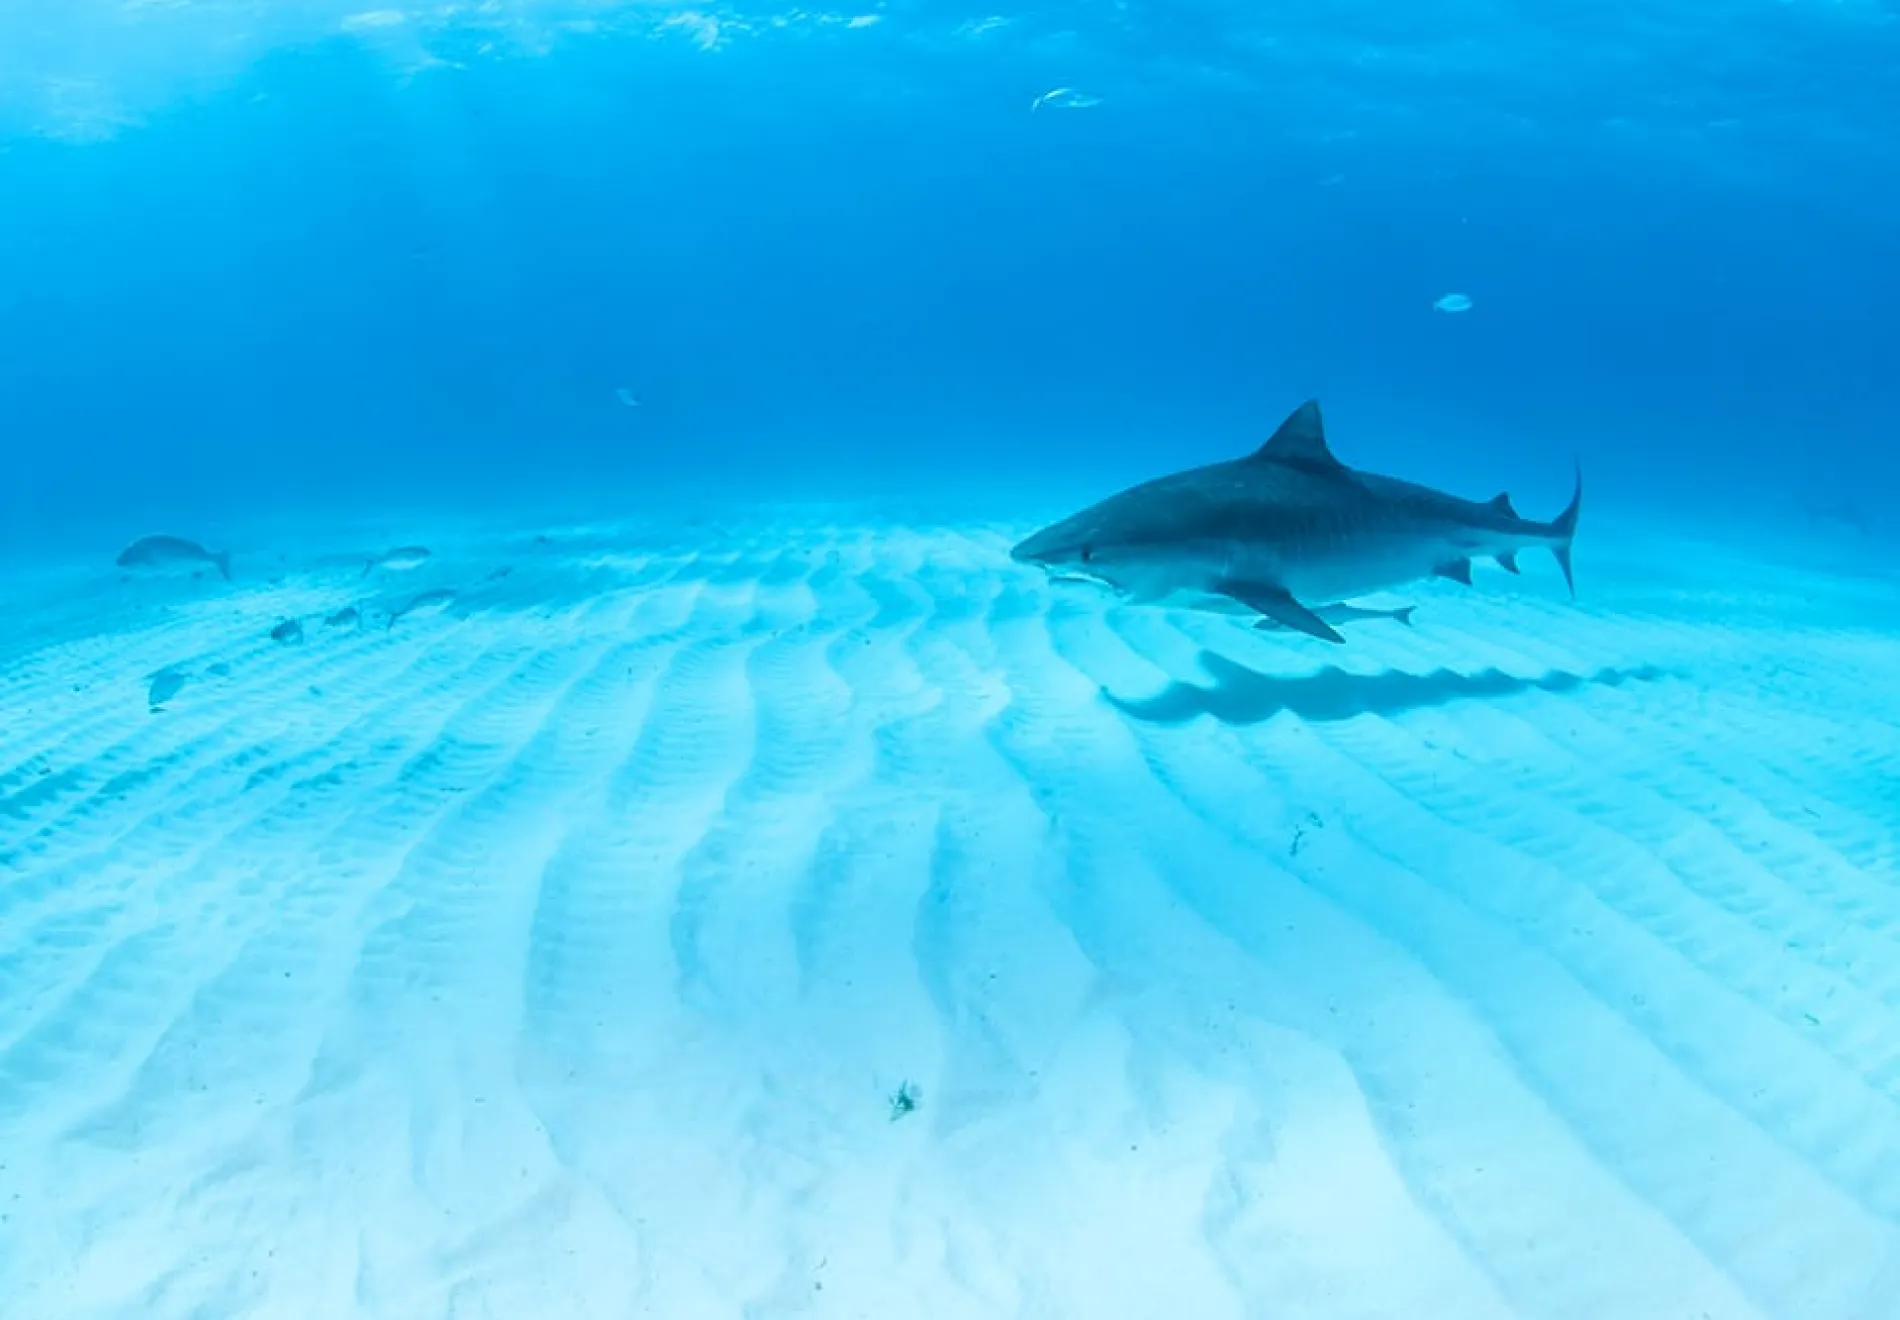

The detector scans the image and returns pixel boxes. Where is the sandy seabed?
[2,512,1898,1319]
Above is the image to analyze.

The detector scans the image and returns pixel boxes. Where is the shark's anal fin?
[1250,400,1345,470]
[1434,559,1474,585]
[1225,580,1346,643]
[1496,551,1520,574]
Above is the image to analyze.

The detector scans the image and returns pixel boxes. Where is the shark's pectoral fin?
[1225,580,1346,643]
[1434,559,1474,585]
[1496,551,1520,574]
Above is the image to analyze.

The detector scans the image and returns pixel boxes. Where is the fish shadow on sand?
[1109,652,1672,727]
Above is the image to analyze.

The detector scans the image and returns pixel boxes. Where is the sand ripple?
[2,518,1898,1319]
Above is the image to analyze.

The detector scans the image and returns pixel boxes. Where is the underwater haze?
[2,0,1898,541]
[5,1,1900,1318]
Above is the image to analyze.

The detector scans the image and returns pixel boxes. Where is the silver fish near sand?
[1255,601,1416,633]
[1042,568,1419,631]
[1050,573,1422,633]
[147,667,187,710]
[1010,398,1581,644]
[362,545,431,578]
[117,535,231,580]
[325,606,361,628]
[386,587,457,628]
[271,618,305,644]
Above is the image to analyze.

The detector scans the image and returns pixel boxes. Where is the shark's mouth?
[1042,569,1121,595]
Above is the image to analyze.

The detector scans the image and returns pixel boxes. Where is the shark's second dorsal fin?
[1252,400,1342,469]
[1488,492,1518,516]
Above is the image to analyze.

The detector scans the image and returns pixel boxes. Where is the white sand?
[2,513,1898,1319]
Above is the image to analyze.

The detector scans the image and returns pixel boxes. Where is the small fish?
[387,587,457,629]
[485,566,513,581]
[1031,87,1103,112]
[325,606,361,628]
[616,387,642,408]
[147,667,187,710]
[271,618,305,644]
[1256,602,1416,633]
[1432,293,1473,313]
[1800,495,1870,535]
[361,545,431,578]
[117,535,231,580]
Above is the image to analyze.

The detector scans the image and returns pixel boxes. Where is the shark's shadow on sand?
[1109,652,1671,727]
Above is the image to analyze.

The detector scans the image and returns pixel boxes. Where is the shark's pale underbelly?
[1276,560,1437,603]
[1076,532,1465,613]
[1249,535,1458,604]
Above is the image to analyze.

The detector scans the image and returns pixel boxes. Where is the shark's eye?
[1080,547,1095,563]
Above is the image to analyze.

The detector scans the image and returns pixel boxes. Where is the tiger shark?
[1009,399,1581,643]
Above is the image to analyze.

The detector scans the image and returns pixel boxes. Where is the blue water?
[3,1,1897,547]
[5,5,1900,1318]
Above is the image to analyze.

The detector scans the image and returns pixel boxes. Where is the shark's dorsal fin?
[1251,400,1343,469]
[1488,492,1517,516]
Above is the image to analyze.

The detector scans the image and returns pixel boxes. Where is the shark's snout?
[1009,523,1078,567]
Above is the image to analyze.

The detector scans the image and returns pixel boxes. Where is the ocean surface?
[3,2,1899,1317]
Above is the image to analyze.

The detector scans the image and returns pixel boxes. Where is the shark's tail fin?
[1549,461,1582,596]
[1394,605,1417,627]
[213,550,232,582]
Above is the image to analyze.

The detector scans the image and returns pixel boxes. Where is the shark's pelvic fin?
[1488,492,1517,516]
[1434,559,1474,585]
[1251,400,1344,470]
[1226,579,1346,643]
[1496,551,1520,574]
